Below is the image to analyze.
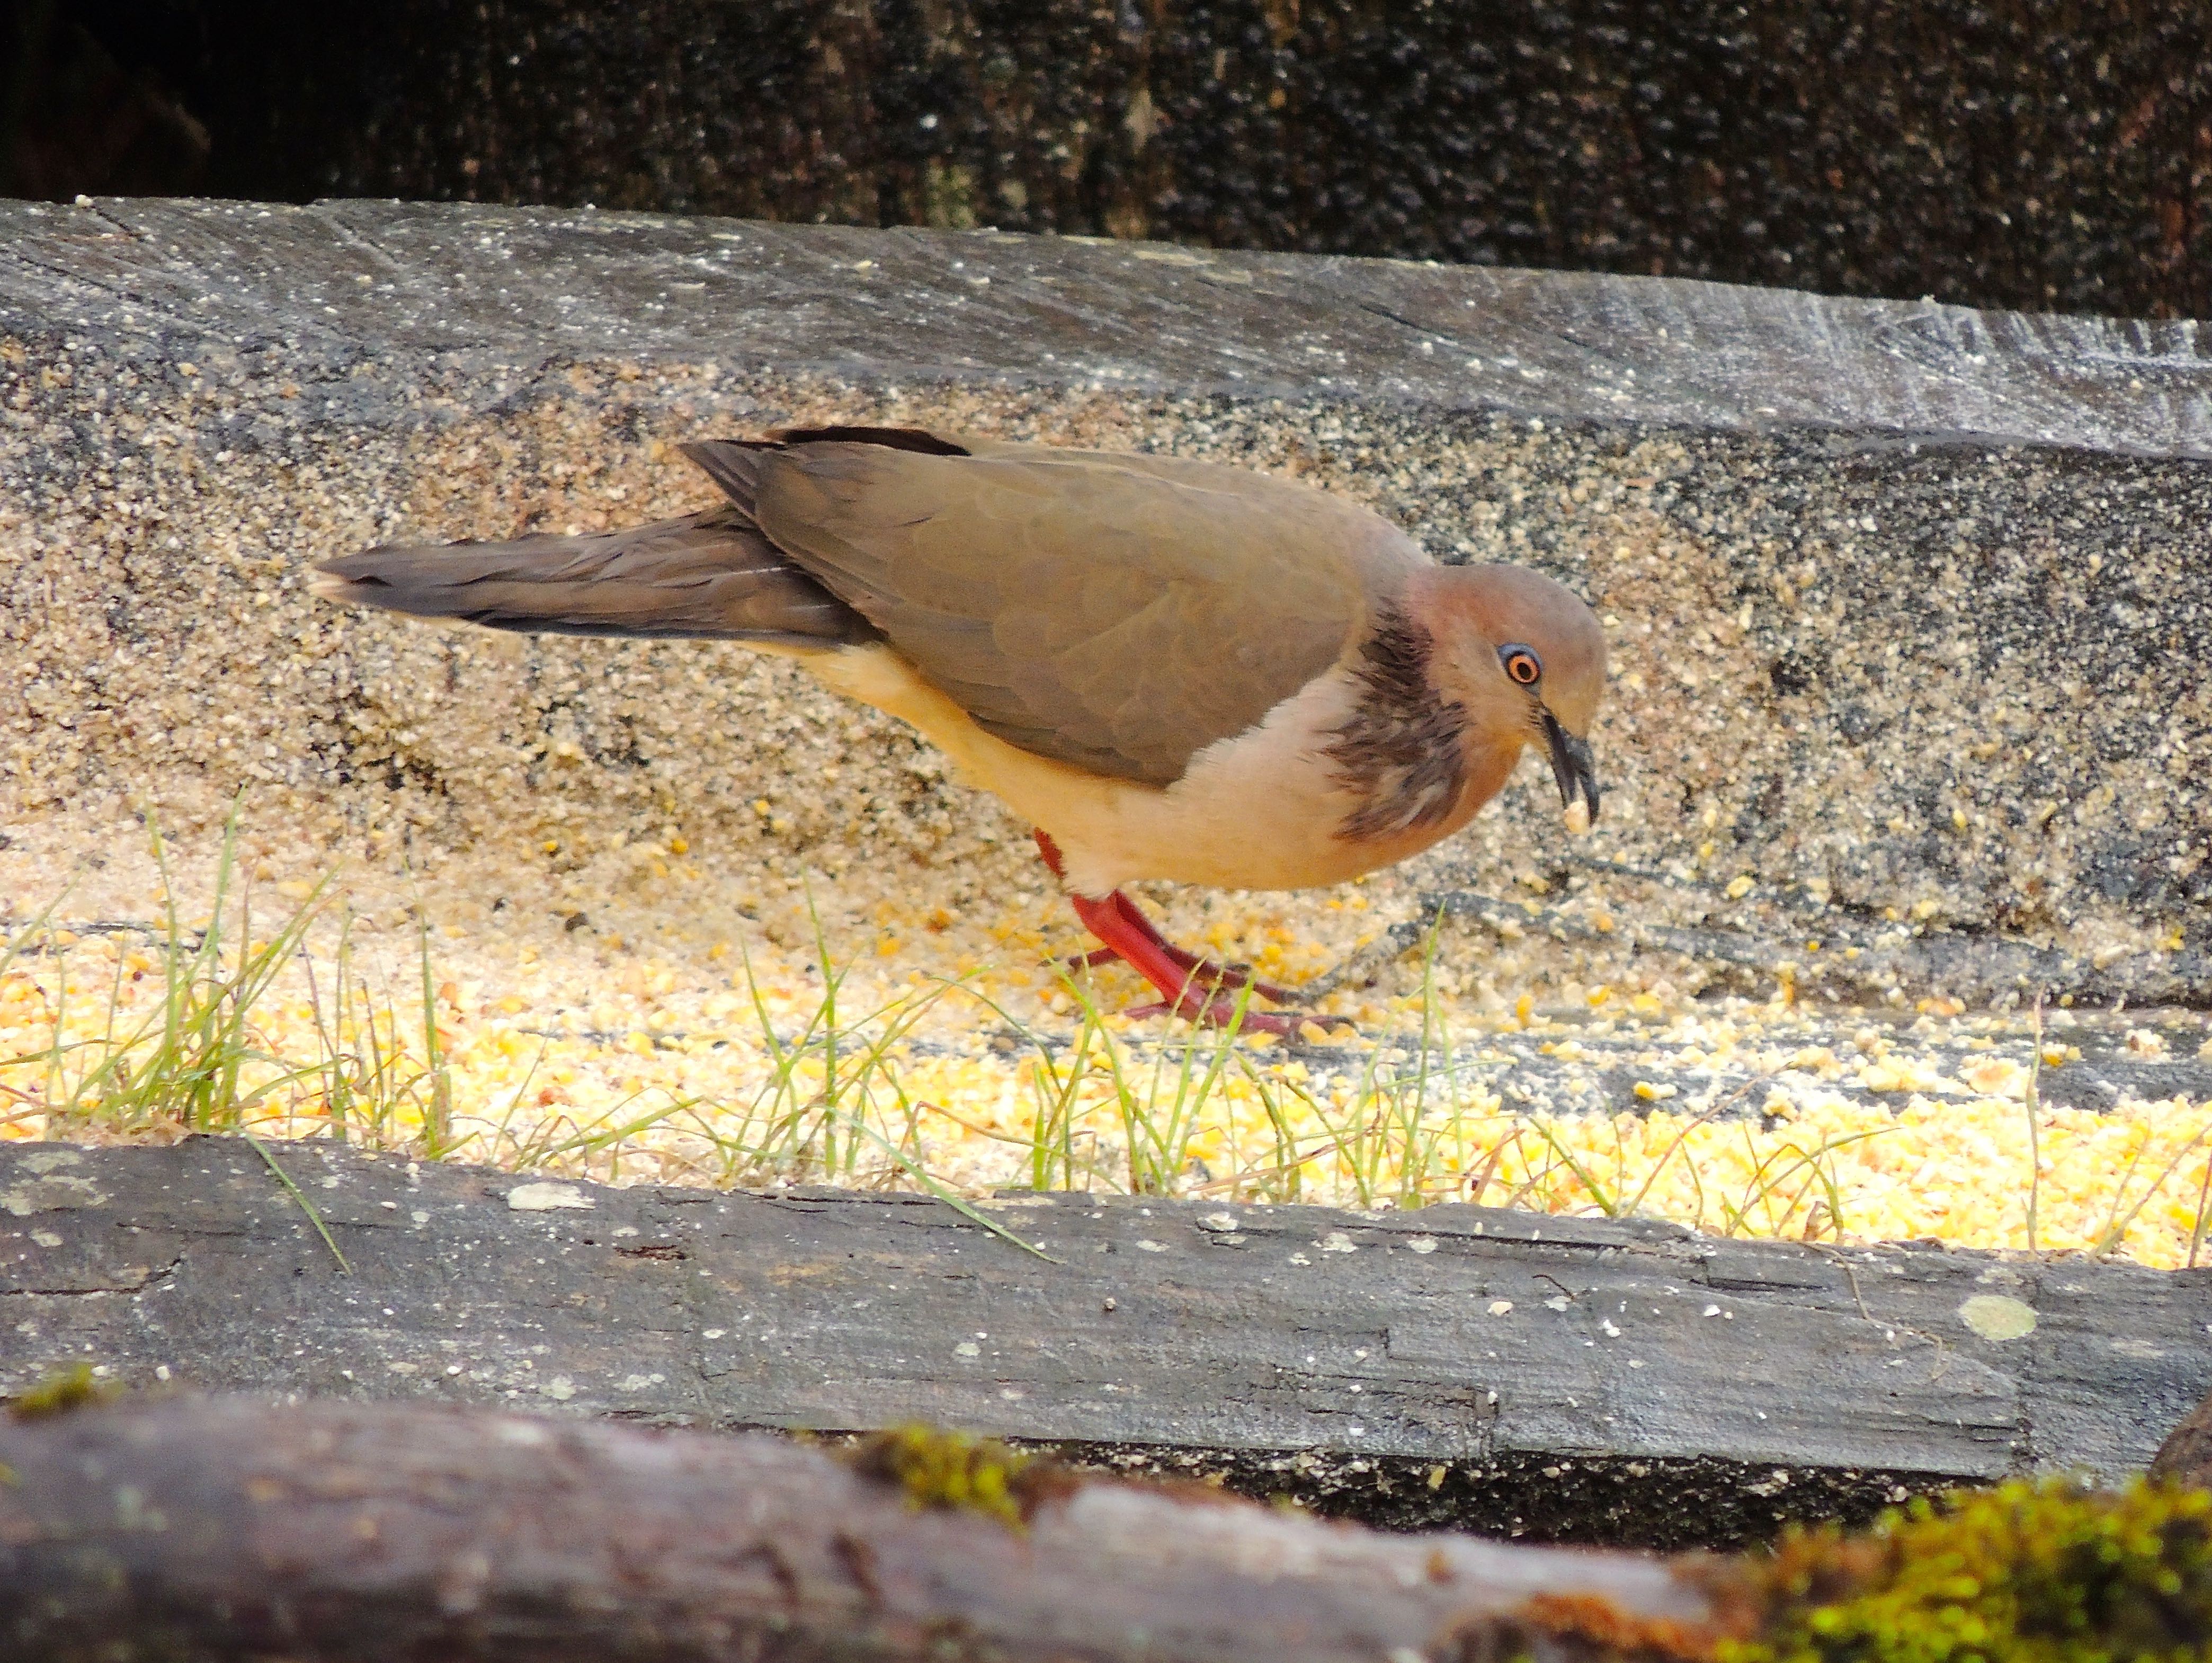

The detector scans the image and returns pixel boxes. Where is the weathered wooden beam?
[0,1397,1707,1663]
[4,1139,2208,1545]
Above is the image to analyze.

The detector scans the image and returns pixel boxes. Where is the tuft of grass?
[8,814,2211,1265]
[3,811,462,1153]
[26,812,333,1138]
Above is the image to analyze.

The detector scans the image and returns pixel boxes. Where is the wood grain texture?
[2,1140,2206,1543]
[5,199,2208,459]
[0,1397,1705,1663]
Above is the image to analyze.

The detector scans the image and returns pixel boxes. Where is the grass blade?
[241,1131,352,1274]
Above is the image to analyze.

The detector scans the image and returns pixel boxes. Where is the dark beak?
[1539,709,1601,833]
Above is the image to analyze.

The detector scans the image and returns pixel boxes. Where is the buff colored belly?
[803,642,1520,899]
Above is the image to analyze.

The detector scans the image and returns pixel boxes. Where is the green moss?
[923,161,979,230]
[8,1362,115,1420]
[851,1424,1033,1529]
[1725,1478,2212,1663]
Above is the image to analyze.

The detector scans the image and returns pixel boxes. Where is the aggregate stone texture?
[5,1139,2210,1547]
[39,2,2212,322]
[1,198,2204,1019]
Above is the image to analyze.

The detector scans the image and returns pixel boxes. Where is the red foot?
[1067,891,1298,1036]
[1060,907,1299,1004]
[1033,830,1301,1036]
[1037,831,1297,998]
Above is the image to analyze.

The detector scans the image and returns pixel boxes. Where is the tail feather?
[316,428,971,645]
[311,506,879,647]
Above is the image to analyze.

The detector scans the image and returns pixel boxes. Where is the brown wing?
[741,441,1427,786]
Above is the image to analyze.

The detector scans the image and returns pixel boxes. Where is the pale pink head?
[1412,563,1608,829]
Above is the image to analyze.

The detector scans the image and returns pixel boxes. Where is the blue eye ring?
[1499,644,1544,687]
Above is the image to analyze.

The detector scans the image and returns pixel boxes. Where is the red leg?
[1106,892,1301,1006]
[1066,891,1297,1037]
[1032,831,1299,1035]
[1033,831,1299,1003]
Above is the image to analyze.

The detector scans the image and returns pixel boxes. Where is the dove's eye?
[1499,645,1544,687]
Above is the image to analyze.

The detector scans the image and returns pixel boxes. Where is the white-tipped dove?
[314,426,1607,1036]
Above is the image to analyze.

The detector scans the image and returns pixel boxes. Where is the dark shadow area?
[9,4,2211,323]
[3,2,215,199]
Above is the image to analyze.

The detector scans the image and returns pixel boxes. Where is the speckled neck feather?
[1325,607,1469,841]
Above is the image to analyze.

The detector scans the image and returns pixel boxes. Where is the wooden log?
[4,1138,2210,1545]
[0,1396,1705,1663]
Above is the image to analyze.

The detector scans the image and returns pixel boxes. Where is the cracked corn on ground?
[4,820,2208,1266]
[3,368,2205,1262]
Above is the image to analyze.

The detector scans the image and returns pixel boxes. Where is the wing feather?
[751,444,1428,786]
